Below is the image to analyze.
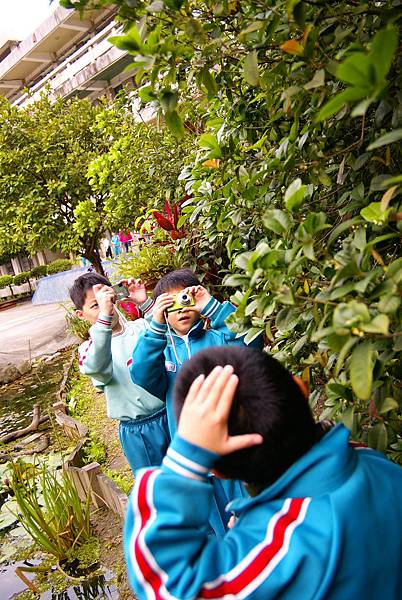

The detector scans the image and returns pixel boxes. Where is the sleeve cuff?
[200,296,220,320]
[148,319,168,337]
[96,313,113,327]
[139,297,154,315]
[162,434,219,482]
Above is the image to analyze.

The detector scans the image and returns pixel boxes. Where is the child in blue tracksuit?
[70,273,170,474]
[129,268,263,536]
[124,346,402,600]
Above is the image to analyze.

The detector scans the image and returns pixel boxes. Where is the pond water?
[1,559,118,599]
[0,353,120,599]
[0,353,70,436]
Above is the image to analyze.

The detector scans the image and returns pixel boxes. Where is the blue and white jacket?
[129,296,263,435]
[124,424,402,600]
[78,298,165,421]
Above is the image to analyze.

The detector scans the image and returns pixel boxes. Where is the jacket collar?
[229,425,358,512]
[168,318,205,341]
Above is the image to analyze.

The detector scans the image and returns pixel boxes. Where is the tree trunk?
[87,251,105,276]
[8,284,14,298]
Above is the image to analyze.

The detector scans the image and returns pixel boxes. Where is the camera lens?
[178,292,191,305]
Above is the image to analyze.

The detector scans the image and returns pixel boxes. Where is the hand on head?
[92,283,115,316]
[177,365,264,455]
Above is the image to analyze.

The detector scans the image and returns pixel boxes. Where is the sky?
[0,0,54,47]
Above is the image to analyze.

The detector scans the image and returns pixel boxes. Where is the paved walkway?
[0,301,77,369]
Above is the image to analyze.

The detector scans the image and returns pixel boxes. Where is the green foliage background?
[59,0,402,459]
[0,0,402,462]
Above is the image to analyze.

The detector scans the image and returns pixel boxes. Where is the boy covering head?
[124,346,402,600]
[129,268,263,536]
[69,272,170,473]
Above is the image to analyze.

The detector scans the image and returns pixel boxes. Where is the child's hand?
[184,285,212,312]
[123,278,147,304]
[153,293,174,324]
[177,365,264,455]
[93,284,115,316]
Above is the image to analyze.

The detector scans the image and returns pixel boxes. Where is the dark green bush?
[46,259,72,275]
[30,265,48,278]
[13,271,31,287]
[0,274,14,297]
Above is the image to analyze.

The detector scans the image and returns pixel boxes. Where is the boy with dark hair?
[124,346,402,600]
[70,272,170,473]
[129,268,263,536]
[130,268,262,436]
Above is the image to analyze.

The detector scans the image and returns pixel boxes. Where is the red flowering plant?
[152,199,186,240]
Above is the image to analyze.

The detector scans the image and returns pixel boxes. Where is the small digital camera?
[112,282,129,301]
[167,290,195,313]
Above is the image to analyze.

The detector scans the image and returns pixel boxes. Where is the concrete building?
[0,3,143,278]
[0,3,136,107]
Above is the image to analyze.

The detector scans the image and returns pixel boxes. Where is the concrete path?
[0,301,78,369]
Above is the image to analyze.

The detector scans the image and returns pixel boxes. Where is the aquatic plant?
[9,459,92,564]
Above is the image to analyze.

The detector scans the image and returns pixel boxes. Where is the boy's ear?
[75,309,85,320]
[293,375,309,400]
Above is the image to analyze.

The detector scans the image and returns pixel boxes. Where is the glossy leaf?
[350,342,374,400]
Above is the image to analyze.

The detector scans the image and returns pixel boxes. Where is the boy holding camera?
[129,268,263,535]
[125,346,402,600]
[69,272,170,473]
[129,268,262,436]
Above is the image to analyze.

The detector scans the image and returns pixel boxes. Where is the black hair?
[173,346,317,488]
[69,272,111,310]
[153,268,201,299]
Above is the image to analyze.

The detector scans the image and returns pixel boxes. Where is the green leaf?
[360,314,389,335]
[350,342,374,400]
[263,209,291,235]
[378,397,399,415]
[160,90,178,113]
[333,301,370,331]
[200,67,218,96]
[317,87,367,121]
[369,25,398,83]
[198,133,222,158]
[367,129,402,150]
[378,294,400,314]
[327,217,363,247]
[165,110,185,139]
[284,178,307,211]
[337,53,375,88]
[368,422,388,453]
[360,202,390,224]
[243,327,263,344]
[244,51,260,86]
[340,405,355,432]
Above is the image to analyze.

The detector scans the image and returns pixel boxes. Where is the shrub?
[9,459,91,564]
[116,243,179,286]
[30,265,48,278]
[64,306,91,341]
[13,271,33,293]
[0,274,14,297]
[46,259,72,275]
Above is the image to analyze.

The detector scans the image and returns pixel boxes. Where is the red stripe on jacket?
[200,498,307,598]
[132,468,310,600]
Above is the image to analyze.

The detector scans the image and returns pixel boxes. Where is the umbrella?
[32,261,119,305]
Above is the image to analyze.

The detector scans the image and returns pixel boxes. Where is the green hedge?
[13,271,31,287]
[46,259,72,275]
[30,265,48,278]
